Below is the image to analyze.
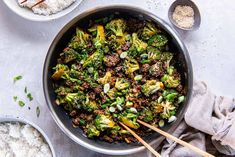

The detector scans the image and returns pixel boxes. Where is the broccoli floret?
[124,57,140,75]
[160,52,173,68]
[115,78,130,90]
[162,90,178,102]
[65,92,86,109]
[98,71,112,85]
[108,34,130,50]
[69,28,90,50]
[141,80,164,97]
[55,86,73,96]
[87,125,100,138]
[128,33,148,56]
[110,126,121,136]
[149,62,163,77]
[167,66,176,76]
[83,49,104,68]
[110,97,125,107]
[147,46,161,61]
[141,108,154,123]
[141,22,159,40]
[161,74,180,88]
[106,19,126,37]
[120,112,140,129]
[59,48,79,63]
[107,88,117,100]
[153,101,176,119]
[83,95,98,112]
[52,64,69,80]
[95,115,115,131]
[148,34,168,47]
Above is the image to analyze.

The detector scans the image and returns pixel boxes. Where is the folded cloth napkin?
[154,81,235,157]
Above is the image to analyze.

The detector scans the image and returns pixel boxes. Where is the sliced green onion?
[79,119,86,126]
[13,96,18,102]
[168,116,177,123]
[159,120,165,127]
[109,106,116,113]
[101,104,109,109]
[36,106,40,117]
[27,93,33,101]
[129,107,138,113]
[24,87,27,94]
[140,53,148,59]
[178,96,185,104]
[103,83,110,93]
[13,75,22,83]
[157,96,163,103]
[88,67,94,73]
[126,101,133,107]
[134,75,143,81]
[117,104,123,111]
[120,51,127,59]
[113,113,118,118]
[140,60,150,64]
[18,101,25,107]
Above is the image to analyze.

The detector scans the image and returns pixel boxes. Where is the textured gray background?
[0,0,235,157]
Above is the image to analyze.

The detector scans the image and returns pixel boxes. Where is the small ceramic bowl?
[168,0,201,31]
[0,115,56,157]
[2,0,83,21]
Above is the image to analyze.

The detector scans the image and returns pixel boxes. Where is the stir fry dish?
[52,16,186,143]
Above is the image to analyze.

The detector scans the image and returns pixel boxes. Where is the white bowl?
[3,0,83,21]
[0,115,56,157]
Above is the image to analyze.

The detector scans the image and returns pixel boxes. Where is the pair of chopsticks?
[20,0,45,8]
[119,120,215,157]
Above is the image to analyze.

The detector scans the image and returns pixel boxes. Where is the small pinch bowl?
[0,115,56,157]
[43,5,193,155]
[168,0,201,31]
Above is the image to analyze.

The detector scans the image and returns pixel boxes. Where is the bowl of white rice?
[2,0,83,21]
[0,115,56,157]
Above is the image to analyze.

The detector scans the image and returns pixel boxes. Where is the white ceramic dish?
[0,115,56,157]
[3,0,83,21]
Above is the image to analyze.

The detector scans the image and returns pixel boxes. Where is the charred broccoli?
[87,125,100,138]
[52,64,69,80]
[69,28,90,50]
[83,49,104,68]
[161,74,180,88]
[98,71,112,85]
[141,80,164,96]
[148,34,168,47]
[124,57,140,75]
[115,78,130,90]
[141,22,159,40]
[95,115,115,131]
[153,101,176,119]
[128,33,148,56]
[106,19,126,37]
[120,112,140,129]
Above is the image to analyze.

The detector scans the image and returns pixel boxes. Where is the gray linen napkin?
[158,81,235,157]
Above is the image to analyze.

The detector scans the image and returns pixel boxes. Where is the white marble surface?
[0,0,235,157]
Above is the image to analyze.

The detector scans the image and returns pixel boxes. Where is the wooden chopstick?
[119,122,161,157]
[137,120,215,157]
[20,0,28,4]
[30,0,45,8]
